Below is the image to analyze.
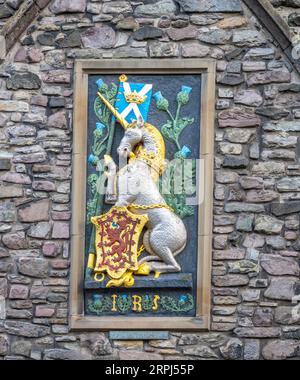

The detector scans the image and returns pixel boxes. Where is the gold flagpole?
[97,92,129,129]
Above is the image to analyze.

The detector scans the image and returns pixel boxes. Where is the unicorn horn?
[97,92,129,129]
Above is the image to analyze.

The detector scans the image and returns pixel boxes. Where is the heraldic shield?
[91,206,149,280]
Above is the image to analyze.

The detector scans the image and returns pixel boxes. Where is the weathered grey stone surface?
[0,335,9,355]
[50,0,87,14]
[220,338,243,359]
[254,215,284,234]
[81,26,116,49]
[149,41,179,57]
[168,26,198,41]
[264,277,298,300]
[218,108,261,128]
[6,73,41,90]
[234,90,263,107]
[4,321,50,337]
[0,201,16,222]
[275,306,300,325]
[262,340,300,360]
[17,258,49,278]
[233,30,267,46]
[0,4,13,19]
[133,26,163,41]
[18,199,50,222]
[234,327,281,338]
[135,0,176,17]
[176,0,242,13]
[199,29,232,45]
[261,255,300,276]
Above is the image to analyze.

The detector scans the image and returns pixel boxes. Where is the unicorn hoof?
[135,262,150,276]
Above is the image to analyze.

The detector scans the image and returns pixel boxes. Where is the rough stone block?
[2,231,28,249]
[244,340,260,360]
[6,72,41,90]
[17,258,49,278]
[218,108,261,128]
[262,340,300,360]
[52,222,70,239]
[261,255,299,276]
[0,158,11,170]
[135,0,176,17]
[264,277,298,301]
[149,41,179,57]
[176,0,242,13]
[50,0,86,14]
[0,184,23,198]
[0,100,29,112]
[81,26,116,49]
[9,285,29,300]
[18,199,50,222]
[109,331,169,340]
[0,201,16,222]
[4,321,50,338]
[213,274,249,287]
[0,335,9,356]
[0,279,8,298]
[254,215,283,235]
[234,327,280,338]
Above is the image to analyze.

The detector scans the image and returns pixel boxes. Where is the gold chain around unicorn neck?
[128,203,174,213]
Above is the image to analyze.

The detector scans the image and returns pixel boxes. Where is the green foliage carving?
[154,86,196,218]
[160,294,194,312]
[87,294,194,315]
[86,81,117,224]
[94,83,117,128]
[161,116,194,151]
[117,295,132,314]
[88,296,112,314]
[160,158,196,219]
[142,295,154,311]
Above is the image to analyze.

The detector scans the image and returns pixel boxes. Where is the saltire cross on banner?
[114,75,153,124]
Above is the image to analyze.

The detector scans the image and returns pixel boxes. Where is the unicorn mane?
[130,123,165,182]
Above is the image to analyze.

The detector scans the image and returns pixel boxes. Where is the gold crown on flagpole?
[119,74,128,82]
[125,90,147,105]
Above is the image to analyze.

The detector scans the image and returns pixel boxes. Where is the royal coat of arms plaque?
[71,60,215,330]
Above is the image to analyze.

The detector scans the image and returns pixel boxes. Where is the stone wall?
[0,0,25,27]
[270,0,300,35]
[0,0,300,360]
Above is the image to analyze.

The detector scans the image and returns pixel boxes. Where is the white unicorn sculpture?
[99,92,187,275]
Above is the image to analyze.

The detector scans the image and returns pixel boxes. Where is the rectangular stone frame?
[70,59,216,331]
